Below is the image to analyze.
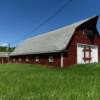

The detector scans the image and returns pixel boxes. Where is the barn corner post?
[61,52,64,68]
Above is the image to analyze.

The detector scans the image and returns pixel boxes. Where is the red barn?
[10,16,100,67]
[0,52,9,63]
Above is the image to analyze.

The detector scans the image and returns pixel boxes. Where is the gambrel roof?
[11,16,98,56]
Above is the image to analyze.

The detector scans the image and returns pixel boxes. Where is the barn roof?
[11,16,98,56]
[0,52,10,57]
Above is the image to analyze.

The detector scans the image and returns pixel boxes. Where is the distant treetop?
[0,46,15,52]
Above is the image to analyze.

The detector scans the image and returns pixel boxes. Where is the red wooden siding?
[0,57,8,63]
[63,29,100,67]
[10,53,61,67]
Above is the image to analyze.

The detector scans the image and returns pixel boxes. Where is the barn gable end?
[63,16,100,66]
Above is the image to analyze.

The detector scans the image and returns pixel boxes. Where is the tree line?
[0,46,15,52]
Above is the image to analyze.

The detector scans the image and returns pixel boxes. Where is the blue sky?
[0,0,100,47]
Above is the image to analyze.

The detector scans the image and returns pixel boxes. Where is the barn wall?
[94,34,100,61]
[63,30,100,67]
[10,53,61,67]
[0,57,8,63]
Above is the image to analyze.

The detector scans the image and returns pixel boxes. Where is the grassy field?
[0,64,99,100]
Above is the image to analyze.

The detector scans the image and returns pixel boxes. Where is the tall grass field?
[0,64,99,100]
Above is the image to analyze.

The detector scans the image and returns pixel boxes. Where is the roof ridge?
[26,15,98,40]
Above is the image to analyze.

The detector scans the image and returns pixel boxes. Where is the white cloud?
[0,43,8,46]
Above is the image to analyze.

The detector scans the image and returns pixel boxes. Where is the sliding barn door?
[77,43,98,64]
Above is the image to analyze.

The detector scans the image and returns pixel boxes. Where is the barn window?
[13,58,15,62]
[85,50,90,58]
[19,58,21,62]
[49,56,53,62]
[87,31,94,40]
[83,46,92,63]
[83,30,94,41]
[26,58,29,62]
[82,30,85,35]
[36,57,39,62]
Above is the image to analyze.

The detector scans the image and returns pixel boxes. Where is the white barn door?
[77,43,98,64]
[91,47,98,63]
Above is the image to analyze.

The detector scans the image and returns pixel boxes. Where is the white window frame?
[36,57,39,62]
[19,58,21,62]
[49,56,53,62]
[13,58,15,62]
[26,58,29,62]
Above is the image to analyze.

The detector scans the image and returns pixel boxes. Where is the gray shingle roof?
[0,52,10,57]
[11,16,98,56]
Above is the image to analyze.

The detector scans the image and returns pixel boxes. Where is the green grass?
[0,64,99,100]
